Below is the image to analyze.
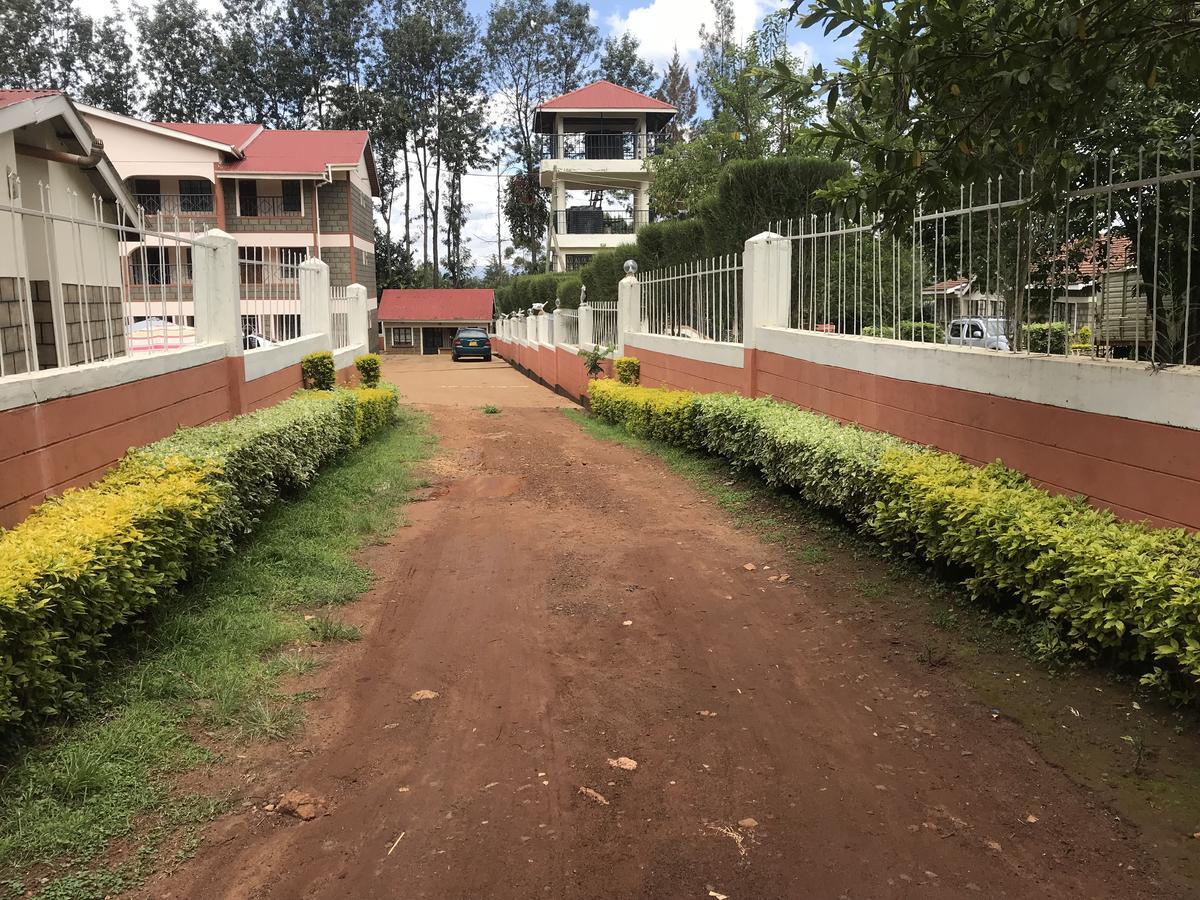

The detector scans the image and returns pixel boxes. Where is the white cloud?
[605,0,773,68]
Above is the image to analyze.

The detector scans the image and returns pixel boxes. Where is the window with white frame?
[390,326,414,347]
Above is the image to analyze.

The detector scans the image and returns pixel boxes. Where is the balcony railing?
[128,262,192,286]
[133,193,215,216]
[238,196,302,218]
[542,131,670,161]
[553,208,650,236]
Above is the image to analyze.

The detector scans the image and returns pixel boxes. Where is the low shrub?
[0,458,226,728]
[352,384,400,440]
[1026,321,1071,355]
[129,391,358,539]
[301,351,336,391]
[898,321,945,344]
[355,353,381,387]
[556,277,583,309]
[0,385,406,733]
[861,326,896,338]
[614,356,641,385]
[587,381,1200,697]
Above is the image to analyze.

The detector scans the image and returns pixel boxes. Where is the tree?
[764,0,1200,222]
[655,48,698,141]
[78,15,139,115]
[598,33,656,93]
[0,0,87,92]
[697,0,737,115]
[135,0,222,121]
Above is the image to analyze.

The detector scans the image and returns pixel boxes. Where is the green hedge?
[588,380,1200,697]
[556,277,583,308]
[0,385,401,731]
[1026,322,1071,354]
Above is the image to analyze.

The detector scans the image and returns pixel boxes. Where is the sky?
[71,0,852,273]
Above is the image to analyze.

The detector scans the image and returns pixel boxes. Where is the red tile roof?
[217,129,371,176]
[537,80,676,112]
[922,277,971,295]
[378,289,494,323]
[0,89,61,109]
[155,122,262,150]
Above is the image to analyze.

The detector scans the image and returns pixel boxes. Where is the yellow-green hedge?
[0,458,225,726]
[589,381,1200,697]
[0,384,402,731]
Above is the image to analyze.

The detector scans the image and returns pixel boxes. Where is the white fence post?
[537,312,550,345]
[742,231,791,349]
[617,272,640,356]
[298,258,332,349]
[526,313,536,343]
[578,302,594,347]
[192,227,243,356]
[346,282,370,351]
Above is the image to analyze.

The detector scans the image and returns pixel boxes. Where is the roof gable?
[536,80,676,113]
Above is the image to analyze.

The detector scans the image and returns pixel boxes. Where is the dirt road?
[155,356,1168,899]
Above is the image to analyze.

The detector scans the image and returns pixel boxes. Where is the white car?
[243,333,276,350]
[946,317,1010,351]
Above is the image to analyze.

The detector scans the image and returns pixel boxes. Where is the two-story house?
[535,80,676,273]
[79,107,379,344]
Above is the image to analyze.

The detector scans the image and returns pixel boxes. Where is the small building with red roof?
[535,80,676,274]
[377,288,494,354]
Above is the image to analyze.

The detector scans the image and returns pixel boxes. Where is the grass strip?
[0,407,432,899]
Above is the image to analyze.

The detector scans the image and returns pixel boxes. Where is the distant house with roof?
[921,276,1006,321]
[377,288,493,354]
[535,80,676,273]
[1028,235,1140,336]
[78,106,379,346]
[0,90,142,375]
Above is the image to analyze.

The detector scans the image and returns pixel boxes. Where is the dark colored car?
[452,327,492,362]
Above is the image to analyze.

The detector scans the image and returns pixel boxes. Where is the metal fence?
[774,136,1200,366]
[1,173,218,376]
[558,308,580,345]
[330,284,350,349]
[238,246,303,344]
[590,299,618,347]
[639,254,744,343]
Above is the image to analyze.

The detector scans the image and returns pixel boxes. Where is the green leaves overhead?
[762,0,1200,223]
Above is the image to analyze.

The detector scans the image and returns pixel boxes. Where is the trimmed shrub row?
[0,385,400,730]
[588,380,1200,697]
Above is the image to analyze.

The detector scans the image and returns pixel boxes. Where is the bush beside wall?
[0,385,402,732]
[588,380,1200,697]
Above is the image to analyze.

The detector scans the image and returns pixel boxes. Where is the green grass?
[482,404,501,415]
[0,407,432,898]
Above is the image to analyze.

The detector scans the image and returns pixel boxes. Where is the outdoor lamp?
[624,259,638,275]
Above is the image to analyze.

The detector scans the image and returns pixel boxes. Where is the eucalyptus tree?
[599,33,657,94]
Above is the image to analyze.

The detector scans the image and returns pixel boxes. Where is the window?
[281,180,302,214]
[565,253,593,271]
[133,178,162,213]
[390,327,413,347]
[969,323,985,339]
[179,179,213,213]
[237,180,258,216]
[949,322,962,339]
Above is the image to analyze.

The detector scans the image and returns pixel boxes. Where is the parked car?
[243,333,276,351]
[946,317,1010,351]
[452,327,492,362]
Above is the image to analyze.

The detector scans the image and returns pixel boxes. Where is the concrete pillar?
[578,302,594,348]
[617,273,640,356]
[742,231,790,349]
[552,308,565,347]
[298,257,332,349]
[346,282,370,351]
[192,228,243,355]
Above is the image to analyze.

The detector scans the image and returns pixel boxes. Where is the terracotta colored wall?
[625,343,749,396]
[1,359,232,527]
[753,349,1200,530]
[243,364,304,413]
[537,344,558,389]
[555,346,590,402]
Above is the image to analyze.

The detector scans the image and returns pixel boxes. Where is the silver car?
[946,317,1010,351]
